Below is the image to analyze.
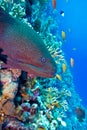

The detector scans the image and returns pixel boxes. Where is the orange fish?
[70,58,74,67]
[61,31,66,40]
[56,74,62,81]
[62,63,67,73]
[52,0,56,9]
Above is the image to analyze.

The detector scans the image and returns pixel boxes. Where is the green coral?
[0,0,10,11]
[9,3,25,18]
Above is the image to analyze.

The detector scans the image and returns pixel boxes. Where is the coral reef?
[0,0,87,130]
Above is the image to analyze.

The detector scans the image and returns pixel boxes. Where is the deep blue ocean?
[57,0,87,107]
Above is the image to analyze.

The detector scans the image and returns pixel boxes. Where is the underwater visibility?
[0,0,87,130]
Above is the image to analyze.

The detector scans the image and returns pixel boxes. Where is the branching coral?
[9,3,25,18]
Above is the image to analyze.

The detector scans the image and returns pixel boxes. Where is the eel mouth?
[1,58,56,78]
[13,58,57,77]
[20,61,57,78]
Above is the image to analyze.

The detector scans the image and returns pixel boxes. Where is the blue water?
[57,0,87,106]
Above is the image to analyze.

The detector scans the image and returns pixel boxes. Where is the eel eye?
[41,57,46,63]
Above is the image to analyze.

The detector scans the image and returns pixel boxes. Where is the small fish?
[61,31,66,40]
[52,0,56,9]
[56,74,62,81]
[70,58,74,67]
[62,63,67,73]
[0,7,57,78]
[60,10,64,17]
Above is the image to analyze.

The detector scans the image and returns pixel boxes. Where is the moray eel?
[0,7,56,78]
